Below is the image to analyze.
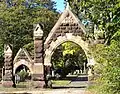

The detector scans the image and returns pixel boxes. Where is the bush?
[17,70,29,82]
[91,41,120,94]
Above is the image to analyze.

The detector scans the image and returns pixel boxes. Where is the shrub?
[17,70,29,82]
[91,41,120,94]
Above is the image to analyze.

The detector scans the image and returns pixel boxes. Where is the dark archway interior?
[51,41,88,78]
[15,64,29,74]
[15,64,31,81]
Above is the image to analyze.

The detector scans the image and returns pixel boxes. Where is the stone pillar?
[45,66,51,75]
[88,66,93,81]
[32,24,45,88]
[2,45,13,87]
[44,65,51,88]
[83,62,86,74]
[87,57,95,81]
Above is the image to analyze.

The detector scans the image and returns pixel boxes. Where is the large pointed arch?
[44,6,95,66]
[44,34,95,66]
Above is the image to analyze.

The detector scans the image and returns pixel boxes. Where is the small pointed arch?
[13,59,33,75]
[13,48,33,64]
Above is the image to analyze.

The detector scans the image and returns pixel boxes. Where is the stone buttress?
[2,45,14,87]
[32,24,45,88]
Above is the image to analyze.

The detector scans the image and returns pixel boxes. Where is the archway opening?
[51,41,88,81]
[15,64,31,86]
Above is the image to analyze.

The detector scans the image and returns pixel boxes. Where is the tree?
[91,30,120,94]
[0,0,59,59]
[52,41,87,77]
[67,0,120,44]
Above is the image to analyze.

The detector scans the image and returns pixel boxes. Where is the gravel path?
[0,88,86,94]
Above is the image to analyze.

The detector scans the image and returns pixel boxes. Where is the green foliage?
[0,0,59,60]
[62,42,80,56]
[68,0,120,43]
[17,70,29,82]
[52,41,87,77]
[23,42,34,55]
[91,30,120,94]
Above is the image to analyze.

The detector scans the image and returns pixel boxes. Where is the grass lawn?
[52,80,71,85]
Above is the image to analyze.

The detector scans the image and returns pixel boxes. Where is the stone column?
[2,45,13,87]
[83,62,86,74]
[44,65,52,88]
[87,57,95,81]
[32,24,45,88]
[88,66,93,81]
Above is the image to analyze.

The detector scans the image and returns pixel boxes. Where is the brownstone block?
[61,33,65,36]
[2,81,14,87]
[69,30,73,33]
[32,81,46,88]
[56,33,61,37]
[60,26,66,30]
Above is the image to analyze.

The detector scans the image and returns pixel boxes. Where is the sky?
[53,0,65,12]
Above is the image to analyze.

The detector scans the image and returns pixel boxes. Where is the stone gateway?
[2,4,95,88]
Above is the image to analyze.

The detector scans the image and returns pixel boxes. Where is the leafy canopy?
[67,0,120,43]
[0,0,59,57]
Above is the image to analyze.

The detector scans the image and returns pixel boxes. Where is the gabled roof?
[44,4,86,44]
[13,48,32,63]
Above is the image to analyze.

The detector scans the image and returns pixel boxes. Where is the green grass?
[16,81,32,88]
[52,80,71,85]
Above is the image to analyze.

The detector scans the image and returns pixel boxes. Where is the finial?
[4,45,12,56]
[34,24,43,38]
[66,0,70,10]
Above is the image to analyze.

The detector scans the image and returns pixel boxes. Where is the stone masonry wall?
[45,13,84,51]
